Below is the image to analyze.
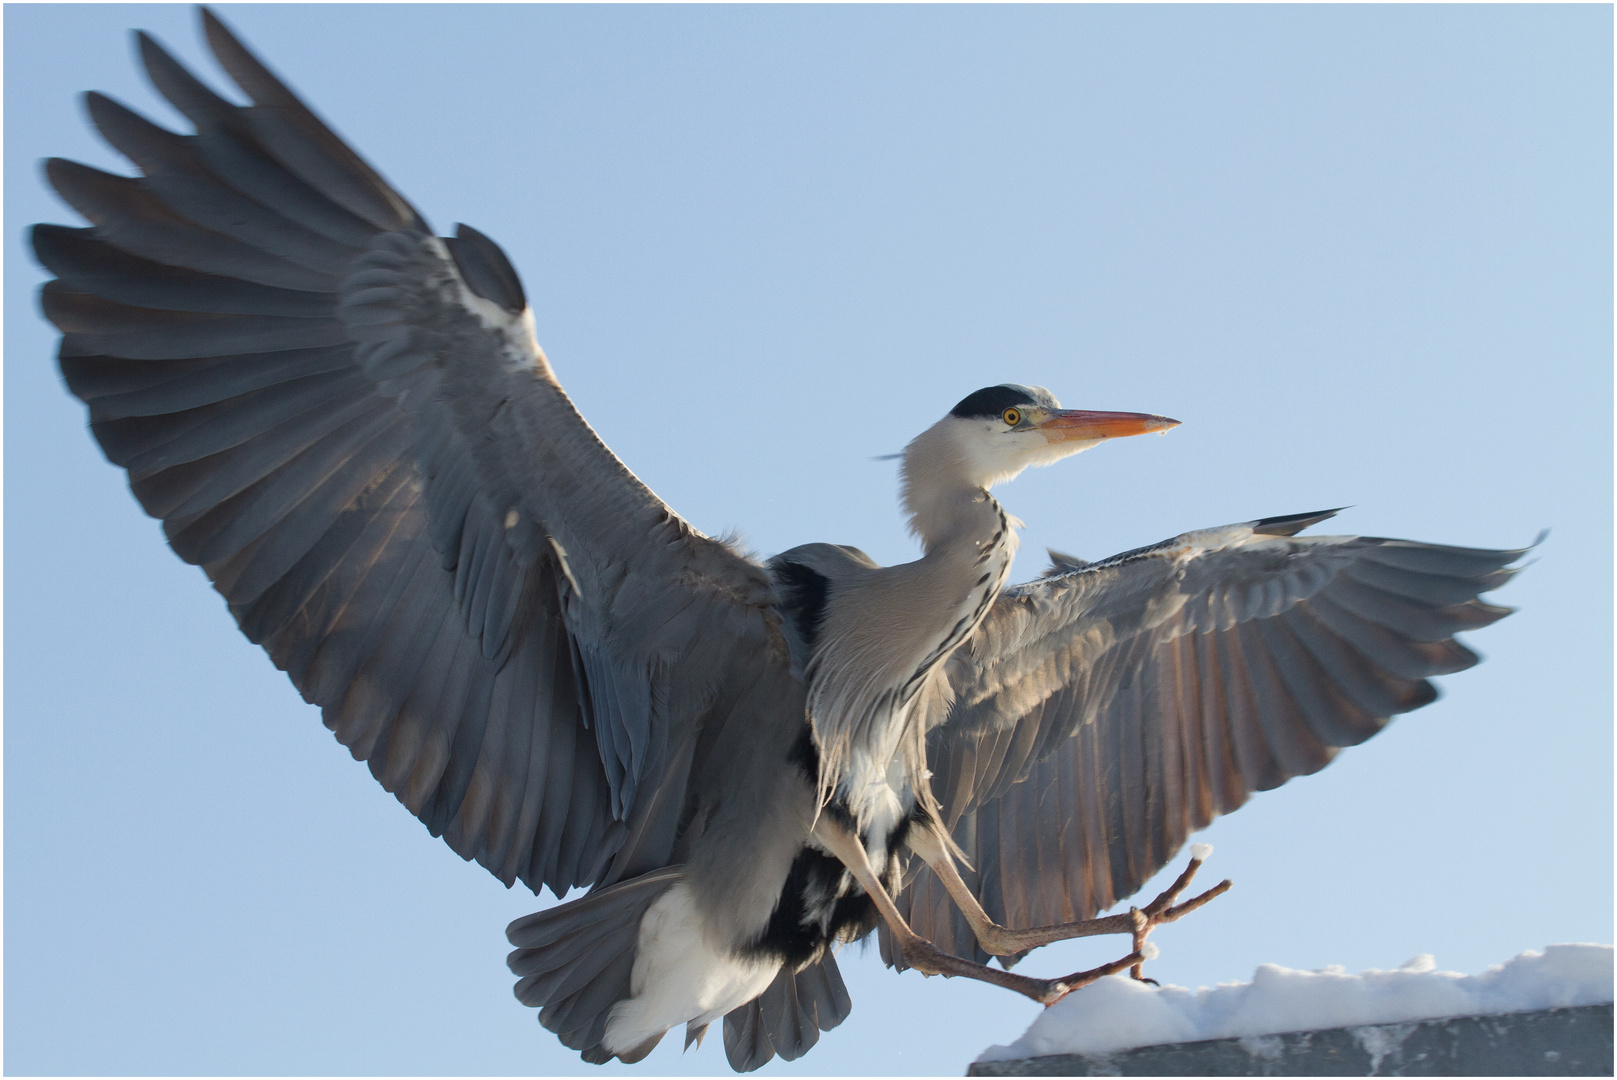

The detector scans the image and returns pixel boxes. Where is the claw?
[1040,950,1146,1006]
[1126,849,1233,981]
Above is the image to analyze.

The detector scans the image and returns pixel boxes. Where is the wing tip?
[199,5,252,76]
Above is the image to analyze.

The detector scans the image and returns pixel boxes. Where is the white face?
[947,406,1103,490]
[902,384,1177,508]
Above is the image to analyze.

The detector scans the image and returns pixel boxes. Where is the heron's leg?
[908,829,1231,972]
[810,816,1140,1005]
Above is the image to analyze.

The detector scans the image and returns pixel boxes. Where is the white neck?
[900,418,1020,552]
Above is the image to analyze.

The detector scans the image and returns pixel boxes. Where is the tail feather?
[724,995,773,1074]
[722,954,852,1072]
[506,866,684,1062]
[548,949,637,1049]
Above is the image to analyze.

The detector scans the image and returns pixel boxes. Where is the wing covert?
[34,9,786,898]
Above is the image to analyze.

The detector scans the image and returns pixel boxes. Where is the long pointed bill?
[1036,409,1181,444]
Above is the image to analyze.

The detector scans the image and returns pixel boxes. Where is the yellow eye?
[1002,407,1021,427]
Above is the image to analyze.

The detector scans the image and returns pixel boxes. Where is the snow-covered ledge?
[971,945,1613,1077]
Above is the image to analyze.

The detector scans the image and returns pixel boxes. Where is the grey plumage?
[722,957,853,1070]
[899,518,1523,965]
[31,8,1527,1073]
[509,867,685,1059]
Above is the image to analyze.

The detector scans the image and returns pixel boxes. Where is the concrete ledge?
[967,1003,1614,1076]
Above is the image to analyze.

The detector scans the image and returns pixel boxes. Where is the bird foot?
[971,845,1232,966]
[1124,845,1231,982]
[895,933,1145,1004]
[1038,952,1149,1005]
[887,849,1229,1005]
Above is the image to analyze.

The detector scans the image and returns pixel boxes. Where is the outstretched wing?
[902,509,1526,962]
[32,9,787,898]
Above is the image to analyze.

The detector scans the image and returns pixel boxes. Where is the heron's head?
[904,383,1179,494]
[899,383,1178,544]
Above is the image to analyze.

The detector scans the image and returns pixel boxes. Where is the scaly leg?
[909,829,1231,978]
[812,816,1139,1005]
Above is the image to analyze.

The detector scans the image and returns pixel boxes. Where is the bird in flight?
[32,8,1526,1072]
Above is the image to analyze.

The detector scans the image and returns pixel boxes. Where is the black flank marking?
[788,727,819,782]
[950,385,1038,419]
[976,573,990,586]
[909,801,938,827]
[827,891,878,944]
[887,814,915,856]
[774,560,831,649]
[748,848,848,966]
[824,801,859,836]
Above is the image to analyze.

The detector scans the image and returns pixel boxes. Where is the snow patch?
[977,943,1613,1063]
[1236,1033,1284,1060]
[1190,842,1213,861]
[1353,1021,1418,1074]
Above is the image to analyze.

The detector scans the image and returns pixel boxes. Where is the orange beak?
[1035,409,1181,444]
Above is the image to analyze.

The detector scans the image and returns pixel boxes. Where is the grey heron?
[30,8,1528,1071]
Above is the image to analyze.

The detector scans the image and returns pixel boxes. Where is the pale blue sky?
[6,4,1611,1075]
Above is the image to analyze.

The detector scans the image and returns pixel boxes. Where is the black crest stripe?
[950,385,1038,419]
